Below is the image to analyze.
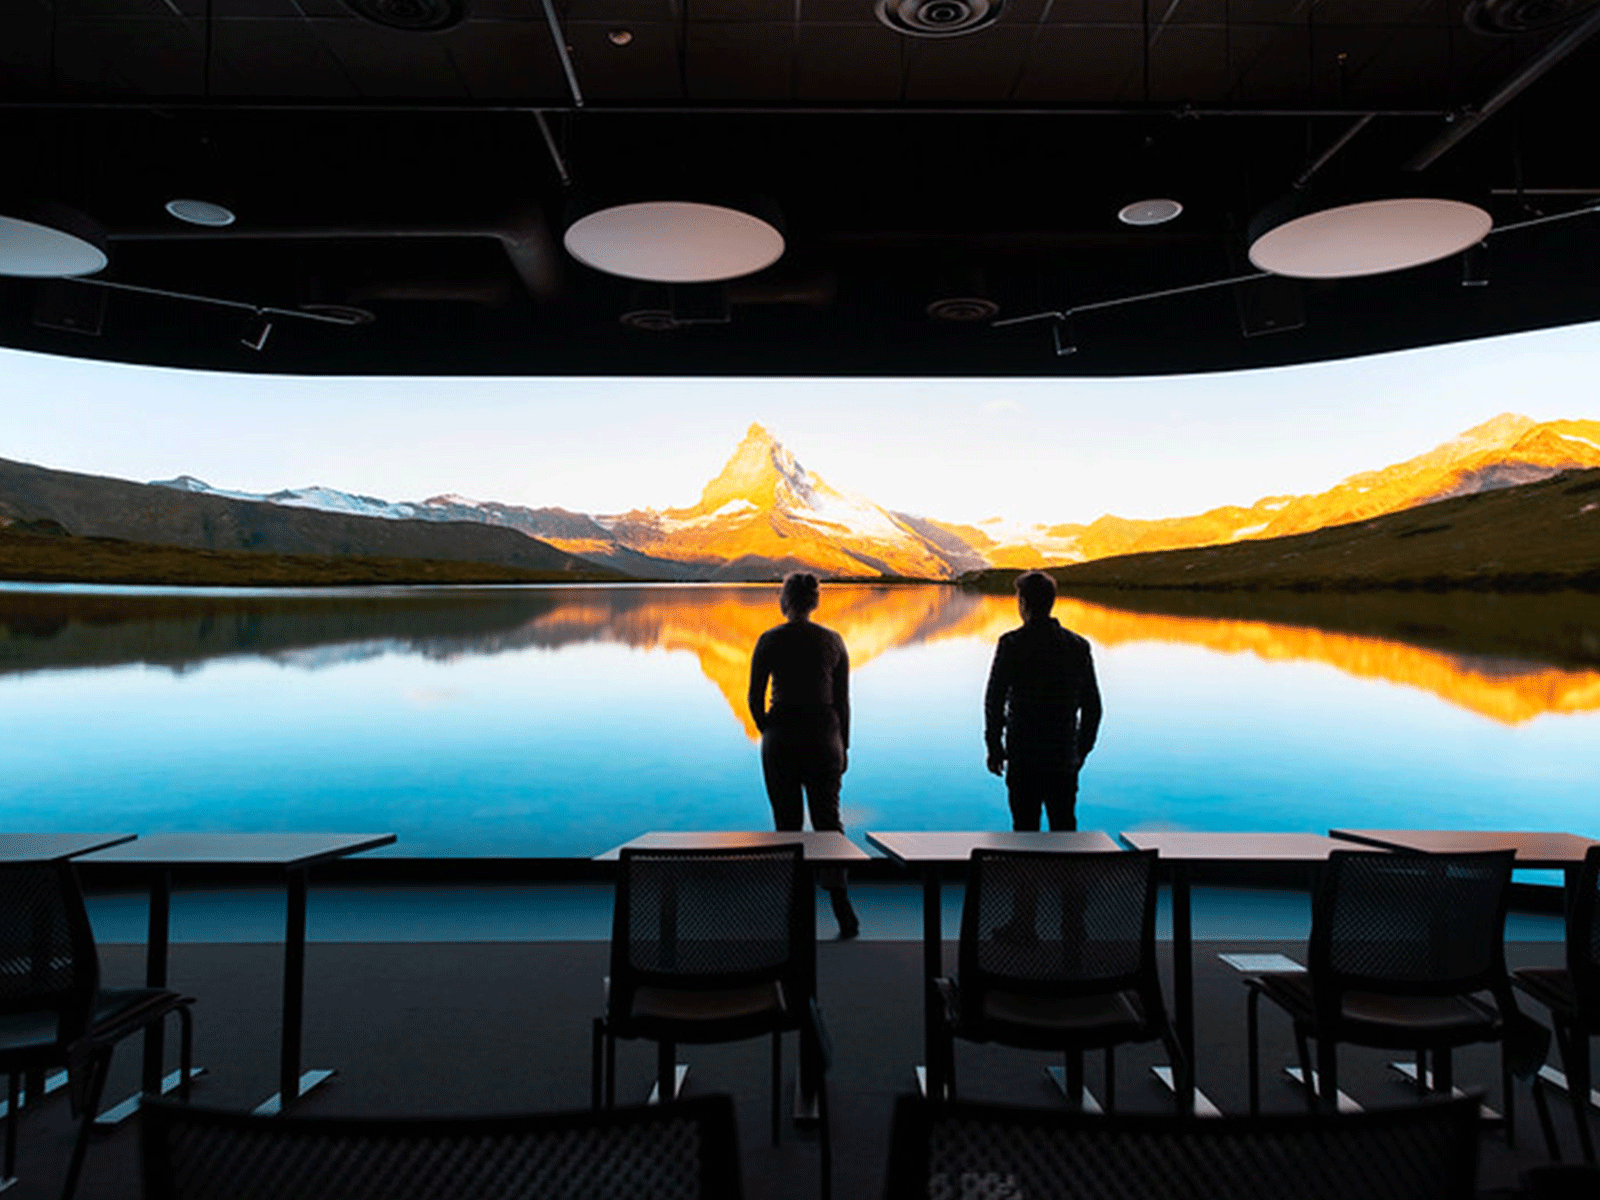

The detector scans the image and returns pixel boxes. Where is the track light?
[1052,317,1077,357]
[1461,240,1490,287]
[240,311,273,351]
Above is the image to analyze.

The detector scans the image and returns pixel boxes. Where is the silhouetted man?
[985,570,1103,832]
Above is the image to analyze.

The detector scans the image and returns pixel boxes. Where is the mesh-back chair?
[140,1093,743,1200]
[0,860,193,1200]
[934,848,1186,1110]
[593,844,817,1147]
[1245,849,1523,1125]
[1514,844,1600,1162]
[882,1091,1481,1200]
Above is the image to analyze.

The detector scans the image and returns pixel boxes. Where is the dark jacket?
[748,619,851,749]
[984,617,1101,770]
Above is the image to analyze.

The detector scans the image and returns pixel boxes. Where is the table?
[1331,829,1598,887]
[79,832,396,1116]
[1119,831,1361,1111]
[865,831,1120,1099]
[596,831,869,1113]
[0,833,135,860]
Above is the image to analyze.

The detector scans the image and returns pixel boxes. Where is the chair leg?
[604,1031,617,1109]
[1501,1041,1517,1149]
[1065,1050,1085,1111]
[1434,1048,1453,1097]
[59,1050,110,1200]
[1247,988,1262,1116]
[1415,1048,1428,1092]
[4,1071,18,1180]
[817,1062,831,1200]
[657,1040,676,1106]
[1568,1027,1595,1165]
[770,1032,782,1147]
[176,1005,194,1102]
[1160,1025,1191,1117]
[1294,1029,1317,1114]
[591,1019,604,1110]
[1103,1046,1116,1112]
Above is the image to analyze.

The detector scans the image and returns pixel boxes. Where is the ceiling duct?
[342,0,466,32]
[875,0,1003,39]
[1466,0,1600,34]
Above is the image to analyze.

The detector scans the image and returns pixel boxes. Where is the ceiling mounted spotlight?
[1466,0,1600,34]
[1052,317,1077,357]
[607,28,634,45]
[342,0,465,32]
[165,198,236,227]
[620,309,677,331]
[1461,241,1491,287]
[1117,198,1183,227]
[0,202,108,278]
[564,201,785,283]
[1248,196,1492,279]
[926,296,999,322]
[876,0,1003,38]
[240,312,273,352]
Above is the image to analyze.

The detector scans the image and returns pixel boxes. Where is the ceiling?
[3,0,1600,376]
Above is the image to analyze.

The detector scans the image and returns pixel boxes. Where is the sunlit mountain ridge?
[145,413,1600,581]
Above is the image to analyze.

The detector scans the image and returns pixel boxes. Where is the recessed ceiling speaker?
[926,296,999,322]
[620,309,677,332]
[1118,198,1184,227]
[1248,196,1493,279]
[165,198,235,227]
[564,201,785,283]
[0,202,108,278]
[1465,0,1600,34]
[342,0,465,32]
[876,0,1003,38]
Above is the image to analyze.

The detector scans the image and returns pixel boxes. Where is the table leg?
[280,867,308,1106]
[141,869,172,1093]
[1170,864,1195,1111]
[796,864,820,1122]
[922,867,942,1099]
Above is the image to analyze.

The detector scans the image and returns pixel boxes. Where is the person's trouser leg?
[762,733,805,831]
[1043,769,1079,832]
[1007,781,1044,832]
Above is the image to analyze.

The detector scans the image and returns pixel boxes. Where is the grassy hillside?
[966,467,1600,594]
[0,527,628,587]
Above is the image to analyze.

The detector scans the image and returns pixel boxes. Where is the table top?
[594,831,871,862]
[1120,831,1359,863]
[1331,829,1598,867]
[0,833,136,862]
[78,832,397,868]
[865,830,1119,865]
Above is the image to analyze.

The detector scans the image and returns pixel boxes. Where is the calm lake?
[2,582,1598,858]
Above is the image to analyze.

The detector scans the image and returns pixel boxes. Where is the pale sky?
[1,320,1596,526]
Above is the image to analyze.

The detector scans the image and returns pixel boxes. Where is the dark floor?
[3,935,1593,1200]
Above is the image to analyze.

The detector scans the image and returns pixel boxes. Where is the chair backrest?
[1310,849,1514,1000]
[883,1092,1480,1200]
[611,843,807,995]
[958,848,1159,999]
[0,860,99,1042]
[1568,844,1600,1017]
[141,1094,744,1200]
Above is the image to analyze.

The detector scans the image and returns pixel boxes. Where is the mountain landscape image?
[2,412,1599,588]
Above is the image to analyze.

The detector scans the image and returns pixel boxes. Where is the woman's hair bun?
[781,571,821,613]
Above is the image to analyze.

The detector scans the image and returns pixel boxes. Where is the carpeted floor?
[2,935,1591,1200]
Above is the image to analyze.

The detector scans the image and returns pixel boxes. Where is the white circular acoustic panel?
[0,212,108,278]
[564,201,785,283]
[166,198,236,227]
[1118,198,1183,227]
[1249,197,1492,280]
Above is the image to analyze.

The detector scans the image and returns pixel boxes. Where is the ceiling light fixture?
[564,201,785,283]
[607,28,633,45]
[1248,196,1493,279]
[165,198,236,227]
[1117,198,1183,227]
[876,0,1003,38]
[0,202,108,278]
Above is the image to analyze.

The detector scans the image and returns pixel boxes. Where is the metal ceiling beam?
[1406,6,1600,171]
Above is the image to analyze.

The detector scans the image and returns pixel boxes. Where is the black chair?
[141,1093,743,1200]
[1514,844,1600,1162]
[882,1091,1481,1200]
[933,848,1187,1111]
[1245,849,1526,1127]
[0,859,194,1200]
[592,843,822,1150]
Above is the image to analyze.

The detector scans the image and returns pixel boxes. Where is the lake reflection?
[1,583,1597,856]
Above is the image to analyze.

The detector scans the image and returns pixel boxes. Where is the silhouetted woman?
[748,571,859,938]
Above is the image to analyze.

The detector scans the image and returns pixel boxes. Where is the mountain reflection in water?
[2,583,1598,731]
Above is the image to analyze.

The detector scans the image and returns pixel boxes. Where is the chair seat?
[980,988,1144,1035]
[630,982,785,1024]
[0,988,184,1056]
[1255,971,1501,1044]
